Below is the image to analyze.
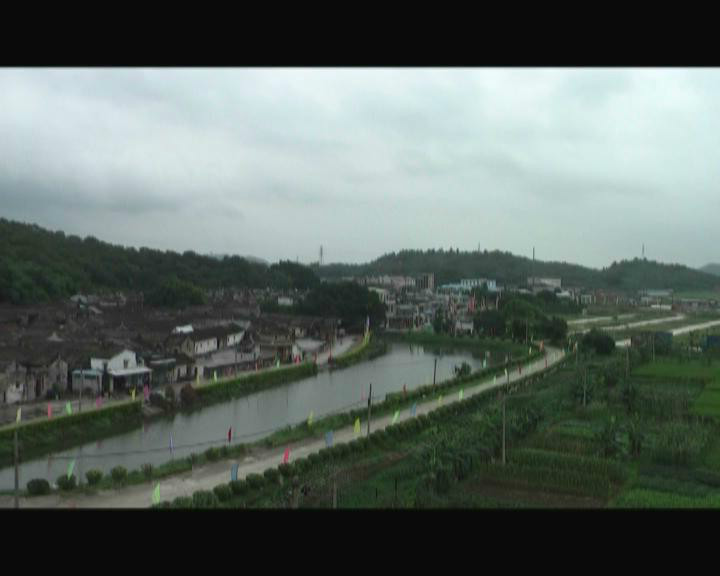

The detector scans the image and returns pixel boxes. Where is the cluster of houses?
[0,294,338,406]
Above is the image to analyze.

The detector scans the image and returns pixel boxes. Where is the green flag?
[67,459,75,479]
[213,371,217,382]
[392,410,399,425]
[493,375,497,385]
[65,402,72,415]
[152,483,160,505]
[308,411,314,427]
[354,418,361,435]
[459,389,464,401]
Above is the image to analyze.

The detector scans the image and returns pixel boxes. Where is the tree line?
[0,218,320,305]
[316,248,719,292]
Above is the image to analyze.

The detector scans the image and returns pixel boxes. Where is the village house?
[83,347,151,394]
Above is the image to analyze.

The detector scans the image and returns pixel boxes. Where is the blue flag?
[325,430,334,447]
[411,403,417,417]
[231,463,239,482]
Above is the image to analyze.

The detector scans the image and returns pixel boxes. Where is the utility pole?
[366,383,372,437]
[433,358,437,387]
[13,425,19,509]
[79,369,83,413]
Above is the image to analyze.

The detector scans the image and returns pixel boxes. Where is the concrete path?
[0,347,565,508]
[615,318,720,348]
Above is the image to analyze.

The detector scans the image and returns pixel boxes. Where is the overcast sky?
[1,68,719,269]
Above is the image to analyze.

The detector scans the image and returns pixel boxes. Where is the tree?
[474,310,505,338]
[580,328,616,356]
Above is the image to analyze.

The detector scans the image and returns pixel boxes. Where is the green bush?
[171,496,193,508]
[164,386,176,408]
[246,473,265,490]
[213,483,232,502]
[142,463,154,480]
[264,468,280,484]
[110,466,128,486]
[86,469,103,486]
[307,453,320,467]
[205,447,221,462]
[192,490,219,508]
[27,478,51,496]
[278,462,293,478]
[229,479,248,495]
[57,475,76,491]
[180,384,197,408]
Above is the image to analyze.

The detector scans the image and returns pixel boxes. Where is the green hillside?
[318,249,720,293]
[700,263,720,277]
[0,218,319,305]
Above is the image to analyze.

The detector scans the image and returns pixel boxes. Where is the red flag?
[228,427,232,443]
[283,447,289,463]
[47,403,52,419]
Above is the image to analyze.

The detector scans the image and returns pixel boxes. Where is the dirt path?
[1,347,565,508]
[615,318,720,348]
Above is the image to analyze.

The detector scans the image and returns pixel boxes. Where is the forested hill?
[0,218,319,305]
[700,263,720,277]
[317,249,720,293]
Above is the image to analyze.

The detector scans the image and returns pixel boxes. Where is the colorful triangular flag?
[438,395,443,406]
[231,463,239,482]
[325,430,334,447]
[65,402,72,415]
[16,407,21,424]
[152,483,160,505]
[411,403,417,417]
[131,388,136,401]
[392,410,399,425]
[213,371,217,383]
[169,433,174,455]
[307,411,314,427]
[95,396,101,409]
[459,389,464,401]
[354,418,361,435]
[47,403,52,419]
[67,459,75,479]
[283,447,290,463]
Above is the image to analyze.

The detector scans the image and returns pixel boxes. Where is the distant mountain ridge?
[317,249,720,293]
[0,218,317,304]
[208,253,269,266]
[700,263,720,277]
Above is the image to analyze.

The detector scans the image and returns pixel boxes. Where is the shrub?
[149,392,165,408]
[27,478,51,496]
[246,473,265,490]
[213,483,233,502]
[263,468,280,484]
[307,453,320,467]
[192,490,219,508]
[57,475,76,491]
[164,386,176,407]
[180,384,197,408]
[278,462,293,478]
[86,469,103,486]
[111,466,128,486]
[170,496,193,508]
[205,447,221,462]
[142,463,154,480]
[229,479,248,496]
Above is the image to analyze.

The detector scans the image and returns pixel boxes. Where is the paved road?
[573,314,686,336]
[615,318,720,348]
[567,314,636,327]
[1,347,565,508]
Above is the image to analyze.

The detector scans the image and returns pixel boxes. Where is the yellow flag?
[354,418,361,435]
[459,389,464,401]
[131,388,136,401]
[214,371,217,382]
[308,411,314,427]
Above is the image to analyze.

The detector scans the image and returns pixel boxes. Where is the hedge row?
[0,400,143,468]
[191,362,319,409]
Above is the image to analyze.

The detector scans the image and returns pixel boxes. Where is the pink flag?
[95,397,101,409]
[283,447,289,463]
[144,385,150,401]
[47,403,52,419]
